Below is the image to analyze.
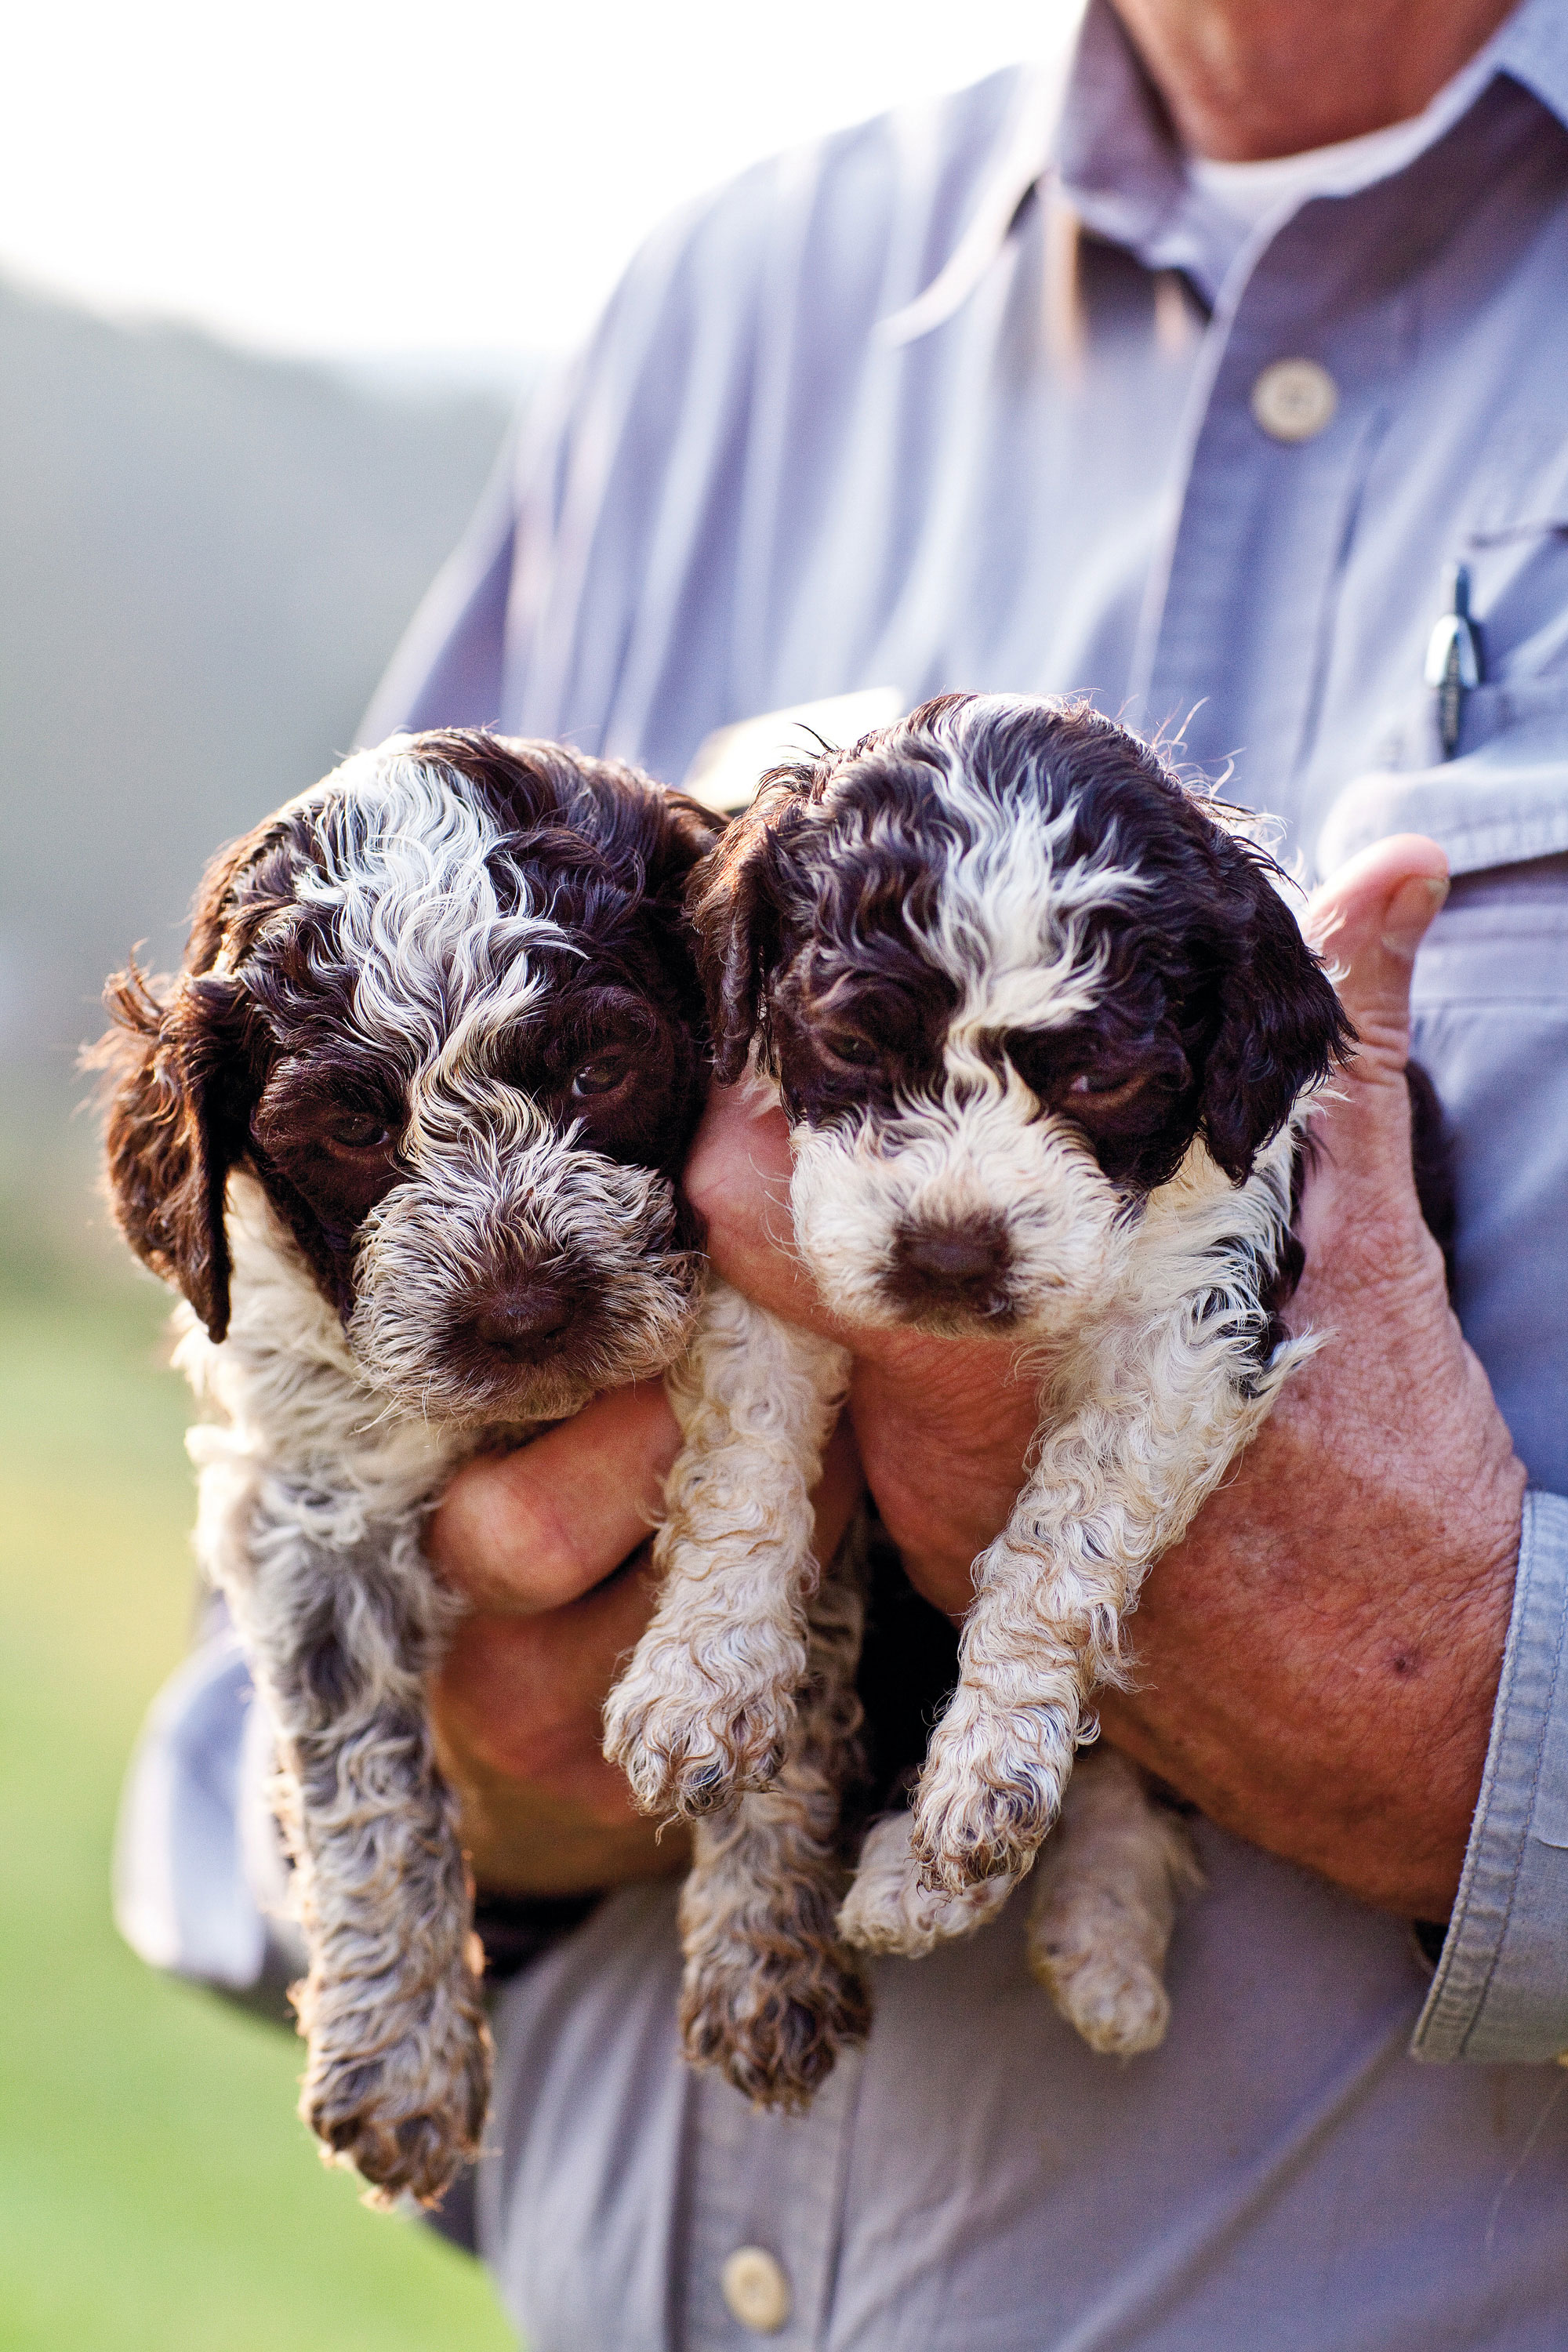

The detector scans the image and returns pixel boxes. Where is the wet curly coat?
[96,728,868,2201]
[612,693,1354,2056]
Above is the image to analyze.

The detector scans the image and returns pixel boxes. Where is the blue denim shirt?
[125,4,1568,2341]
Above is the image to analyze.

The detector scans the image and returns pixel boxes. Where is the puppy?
[96,728,866,2202]
[616,692,1351,2057]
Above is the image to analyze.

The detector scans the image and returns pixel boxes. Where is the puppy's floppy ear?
[95,964,252,1342]
[688,771,808,1086]
[1197,848,1353,1183]
[91,819,287,1341]
[647,785,728,892]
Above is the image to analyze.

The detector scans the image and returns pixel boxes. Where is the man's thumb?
[1307,834,1450,1079]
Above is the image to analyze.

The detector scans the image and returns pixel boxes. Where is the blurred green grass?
[0,1226,516,2352]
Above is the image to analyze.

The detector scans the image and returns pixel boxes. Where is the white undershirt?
[1177,24,1512,292]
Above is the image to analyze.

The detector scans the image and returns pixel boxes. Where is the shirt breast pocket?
[1465,524,1568,685]
[1414,424,1568,764]
[1408,858,1568,1498]
[1463,421,1568,694]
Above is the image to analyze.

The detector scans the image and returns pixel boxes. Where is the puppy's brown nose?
[887,1218,1014,1320]
[473,1280,576,1356]
[898,1230,1006,1287]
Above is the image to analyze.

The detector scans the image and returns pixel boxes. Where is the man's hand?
[431,832,1524,1919]
[1094,836,1525,1918]
[688,833,1526,1921]
[426,1384,861,1896]
[427,1384,688,1896]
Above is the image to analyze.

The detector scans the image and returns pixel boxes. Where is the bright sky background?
[5,0,1075,367]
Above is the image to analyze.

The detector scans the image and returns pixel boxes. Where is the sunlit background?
[0,3,1067,2347]
[5,0,1060,364]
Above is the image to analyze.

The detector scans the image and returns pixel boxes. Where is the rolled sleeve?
[1414,1488,1568,2063]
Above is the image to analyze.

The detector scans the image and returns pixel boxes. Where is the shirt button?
[1250,358,1338,443]
[721,2246,792,2333]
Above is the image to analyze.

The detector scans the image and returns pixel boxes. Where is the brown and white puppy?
[621,692,1352,2058]
[96,728,866,2203]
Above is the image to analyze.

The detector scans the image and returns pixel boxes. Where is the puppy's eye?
[571,1052,630,1098]
[822,1033,878,1069]
[327,1110,392,1151]
[1067,1072,1143,1107]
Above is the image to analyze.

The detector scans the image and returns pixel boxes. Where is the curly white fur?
[662,698,1338,2060]
[837,1809,1015,1958]
[179,1178,490,2204]
[905,1119,1309,1896]
[1025,1747,1203,2057]
[678,1523,872,2106]
[115,736,862,2197]
[604,1286,849,1813]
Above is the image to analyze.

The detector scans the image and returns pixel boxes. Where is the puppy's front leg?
[604,1279,849,1817]
[234,1483,489,2206]
[678,1523,871,2107]
[1025,1748,1202,2055]
[838,1807,1017,1957]
[912,1305,1289,1896]
[837,1757,1200,2061]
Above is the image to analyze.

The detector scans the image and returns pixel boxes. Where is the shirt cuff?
[1413,1488,1568,2063]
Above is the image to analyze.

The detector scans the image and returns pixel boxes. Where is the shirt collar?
[1497,0,1568,135]
[880,0,1568,347]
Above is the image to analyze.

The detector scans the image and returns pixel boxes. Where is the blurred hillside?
[0,271,517,1258]
[0,278,524,2347]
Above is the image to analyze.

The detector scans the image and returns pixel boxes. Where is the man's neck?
[1107,0,1519,160]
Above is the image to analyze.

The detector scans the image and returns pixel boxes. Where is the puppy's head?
[691,693,1348,1337]
[98,730,723,1420]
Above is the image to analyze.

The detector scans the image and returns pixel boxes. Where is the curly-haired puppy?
[619,692,1352,2056]
[96,729,866,2202]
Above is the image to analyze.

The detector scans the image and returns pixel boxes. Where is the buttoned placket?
[678,2044,867,2350]
[1123,81,1542,834]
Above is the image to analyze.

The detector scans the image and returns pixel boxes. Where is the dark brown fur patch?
[94,732,724,1340]
[690,695,1353,1196]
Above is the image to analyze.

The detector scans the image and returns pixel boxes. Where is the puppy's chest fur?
[179,1177,521,1528]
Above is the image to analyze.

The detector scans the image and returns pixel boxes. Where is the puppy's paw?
[299,1951,492,2208]
[679,1883,870,2111]
[603,1635,797,1817]
[1027,1933,1171,2057]
[910,1701,1075,1893]
[1023,1750,1196,2058]
[838,1811,1015,1956]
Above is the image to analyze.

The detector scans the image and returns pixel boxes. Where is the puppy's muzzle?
[469,1267,582,1360]
[887,1214,1014,1320]
[347,1104,702,1421]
